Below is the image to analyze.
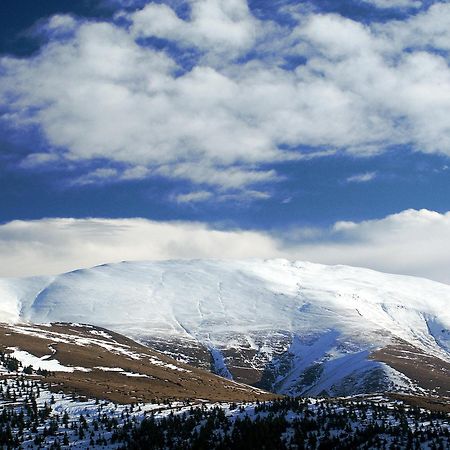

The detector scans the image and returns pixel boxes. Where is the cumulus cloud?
[1,2,450,190]
[44,14,78,32]
[1,209,450,284]
[379,2,450,52]
[0,19,282,189]
[129,0,259,60]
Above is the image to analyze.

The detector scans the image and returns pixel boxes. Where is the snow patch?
[8,348,90,373]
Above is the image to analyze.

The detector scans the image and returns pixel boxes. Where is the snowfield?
[0,259,449,396]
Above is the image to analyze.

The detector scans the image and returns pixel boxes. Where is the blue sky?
[1,0,450,281]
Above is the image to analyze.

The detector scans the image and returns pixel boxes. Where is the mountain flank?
[0,322,276,403]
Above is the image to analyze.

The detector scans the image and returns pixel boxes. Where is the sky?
[1,0,450,282]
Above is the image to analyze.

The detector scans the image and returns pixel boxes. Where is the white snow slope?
[1,259,449,396]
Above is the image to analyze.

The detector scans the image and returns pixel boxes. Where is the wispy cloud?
[74,168,119,185]
[346,171,377,183]
[361,0,422,10]
[174,189,271,204]
[174,191,213,203]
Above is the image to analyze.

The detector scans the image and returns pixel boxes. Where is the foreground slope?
[0,322,272,403]
[1,380,449,449]
[1,259,450,396]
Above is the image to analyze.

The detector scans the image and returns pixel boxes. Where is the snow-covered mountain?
[1,259,450,397]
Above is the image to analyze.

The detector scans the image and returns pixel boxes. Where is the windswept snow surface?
[1,259,450,395]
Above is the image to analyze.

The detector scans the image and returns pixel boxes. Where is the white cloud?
[216,189,271,202]
[157,163,278,188]
[378,3,450,52]
[20,153,60,168]
[129,0,259,60]
[1,210,450,284]
[0,218,284,277]
[174,188,270,204]
[361,0,422,9]
[45,14,78,32]
[73,165,152,185]
[174,190,213,203]
[346,171,377,183]
[287,209,450,284]
[74,167,119,185]
[0,20,282,189]
[121,165,151,180]
[2,2,450,190]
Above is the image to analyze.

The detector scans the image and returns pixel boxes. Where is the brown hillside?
[0,322,277,404]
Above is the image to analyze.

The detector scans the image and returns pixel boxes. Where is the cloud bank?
[1,1,450,191]
[293,209,450,284]
[1,209,450,284]
[0,218,283,277]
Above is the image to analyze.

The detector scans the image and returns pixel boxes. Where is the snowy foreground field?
[1,376,449,449]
